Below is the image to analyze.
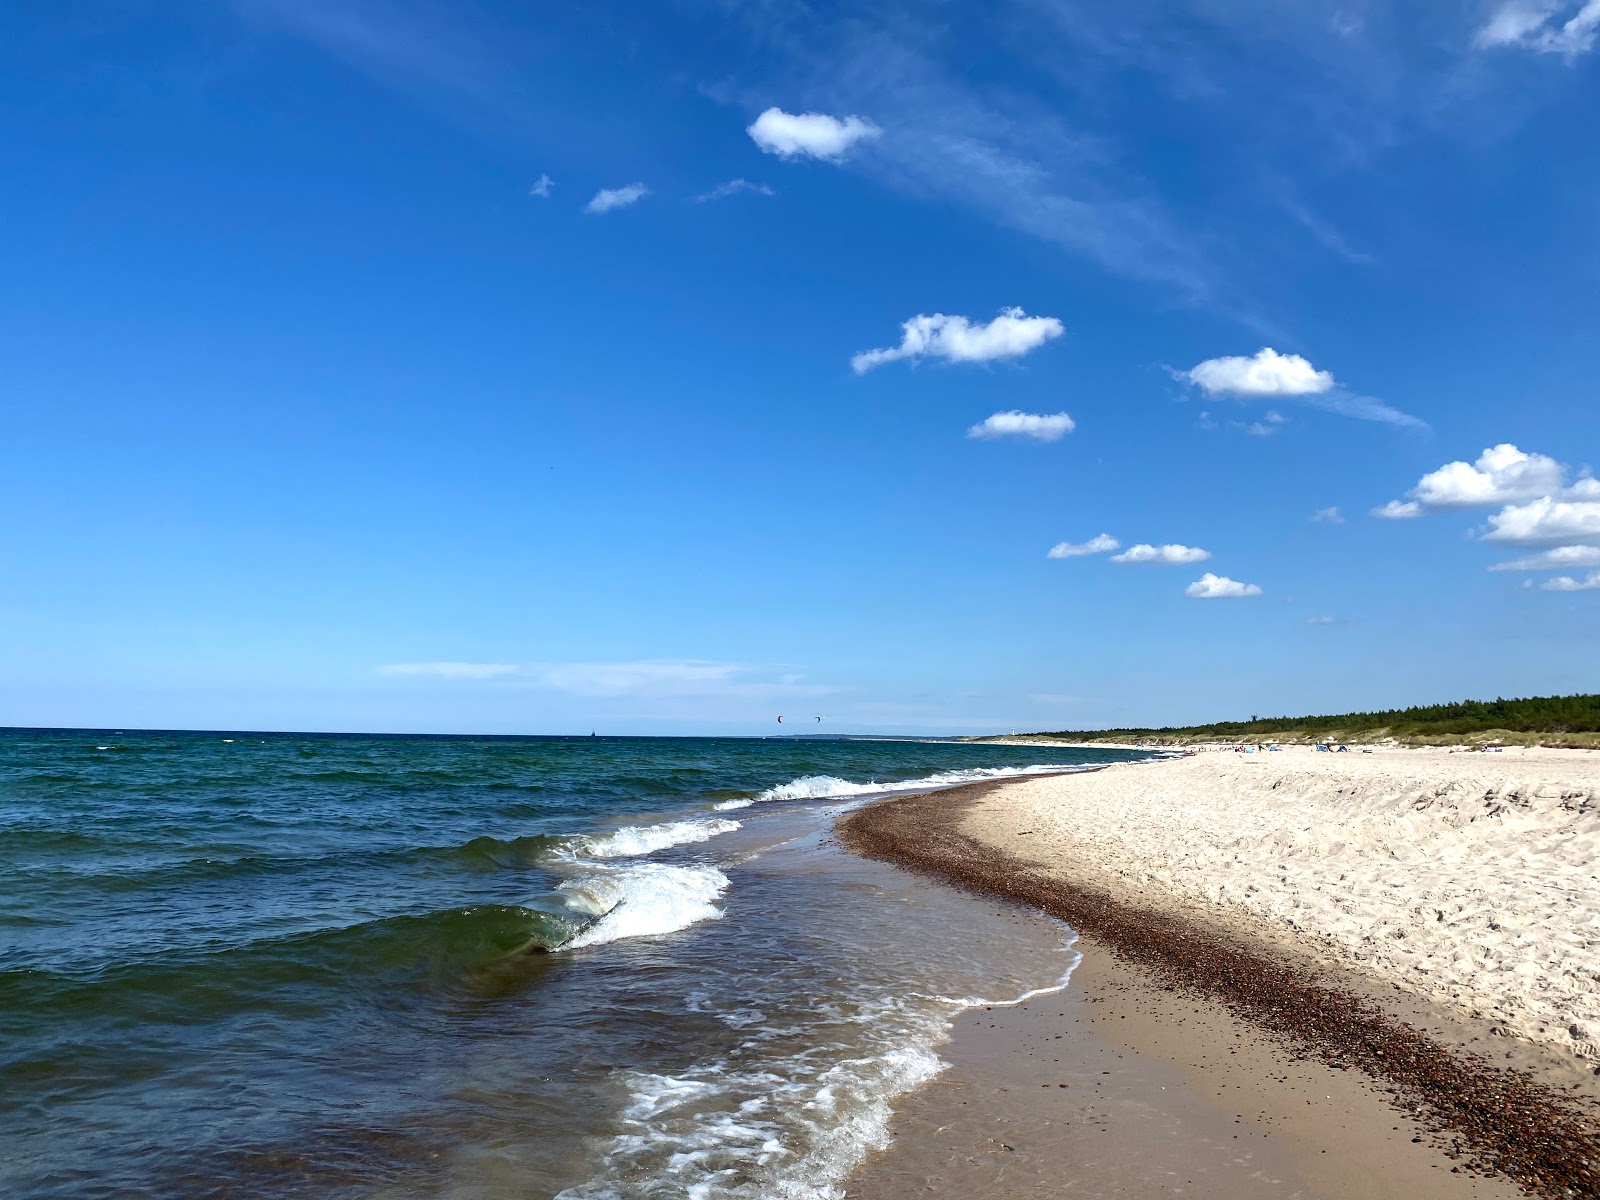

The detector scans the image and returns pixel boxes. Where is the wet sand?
[837,776,1600,1199]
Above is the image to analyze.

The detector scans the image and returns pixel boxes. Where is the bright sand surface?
[966,745,1600,1065]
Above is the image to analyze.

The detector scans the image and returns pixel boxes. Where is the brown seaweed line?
[837,782,1600,1200]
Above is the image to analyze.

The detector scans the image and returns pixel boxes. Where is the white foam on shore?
[559,862,730,949]
[553,993,951,1200]
[749,764,1089,806]
[713,799,754,811]
[574,818,743,859]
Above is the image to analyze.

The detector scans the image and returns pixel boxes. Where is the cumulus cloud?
[747,107,881,160]
[1543,571,1600,592]
[1476,0,1600,57]
[1047,533,1119,559]
[1374,444,1569,518]
[1310,506,1345,524]
[852,308,1064,373]
[1110,543,1212,565]
[1185,573,1262,599]
[529,173,554,198]
[967,410,1076,441]
[1185,347,1333,397]
[1182,348,1421,428]
[1489,545,1600,572]
[585,183,649,214]
[1481,497,1600,545]
[1374,444,1600,587]
[695,178,775,202]
[379,662,518,680]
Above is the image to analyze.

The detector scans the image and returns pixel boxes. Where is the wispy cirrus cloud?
[694,178,775,201]
[1475,0,1600,58]
[379,662,518,680]
[1489,545,1600,572]
[531,659,834,701]
[379,658,836,700]
[585,183,649,214]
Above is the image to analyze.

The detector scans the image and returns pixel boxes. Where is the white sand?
[966,746,1600,1062]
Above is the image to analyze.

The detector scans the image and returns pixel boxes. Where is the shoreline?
[836,770,1600,1199]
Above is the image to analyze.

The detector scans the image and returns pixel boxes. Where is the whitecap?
[559,863,730,949]
[575,818,742,859]
[749,763,1091,805]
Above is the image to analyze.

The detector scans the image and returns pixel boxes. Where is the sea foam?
[559,863,730,949]
[574,817,743,859]
[749,763,1086,805]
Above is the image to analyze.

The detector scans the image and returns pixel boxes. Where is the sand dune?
[966,746,1600,1063]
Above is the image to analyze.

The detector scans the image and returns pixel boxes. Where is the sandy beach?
[839,747,1600,1198]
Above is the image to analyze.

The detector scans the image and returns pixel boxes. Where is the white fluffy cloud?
[1476,0,1600,57]
[1543,571,1600,592]
[585,183,649,214]
[1184,573,1262,599]
[1110,543,1211,565]
[1374,444,1600,590]
[967,410,1075,441]
[852,308,1064,373]
[1047,533,1119,559]
[1185,347,1334,397]
[695,178,774,202]
[1489,545,1600,572]
[1182,348,1421,427]
[1481,497,1600,545]
[1374,444,1569,518]
[379,662,518,680]
[747,108,881,160]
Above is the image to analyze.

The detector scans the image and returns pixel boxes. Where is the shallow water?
[0,730,1142,1198]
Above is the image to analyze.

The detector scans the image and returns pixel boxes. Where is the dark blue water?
[0,729,1143,1199]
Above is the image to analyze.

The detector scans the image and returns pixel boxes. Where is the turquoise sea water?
[1,729,1143,1198]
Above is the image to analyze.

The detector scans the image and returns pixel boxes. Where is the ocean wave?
[572,818,742,859]
[555,993,949,1200]
[749,763,1088,805]
[712,799,754,811]
[559,863,730,949]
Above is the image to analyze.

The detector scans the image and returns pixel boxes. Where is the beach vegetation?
[1006,693,1600,747]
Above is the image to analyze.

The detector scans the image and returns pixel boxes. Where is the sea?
[0,728,1146,1199]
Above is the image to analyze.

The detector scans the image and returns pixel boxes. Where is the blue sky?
[2,0,1597,735]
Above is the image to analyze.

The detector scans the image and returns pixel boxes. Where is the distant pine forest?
[1025,693,1600,746]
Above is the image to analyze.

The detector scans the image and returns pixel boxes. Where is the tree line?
[1037,693,1600,741]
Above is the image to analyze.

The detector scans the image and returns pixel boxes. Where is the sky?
[1,0,1597,735]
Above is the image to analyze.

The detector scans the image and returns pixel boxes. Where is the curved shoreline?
[837,777,1600,1200]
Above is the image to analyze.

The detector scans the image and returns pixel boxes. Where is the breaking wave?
[749,763,1088,805]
